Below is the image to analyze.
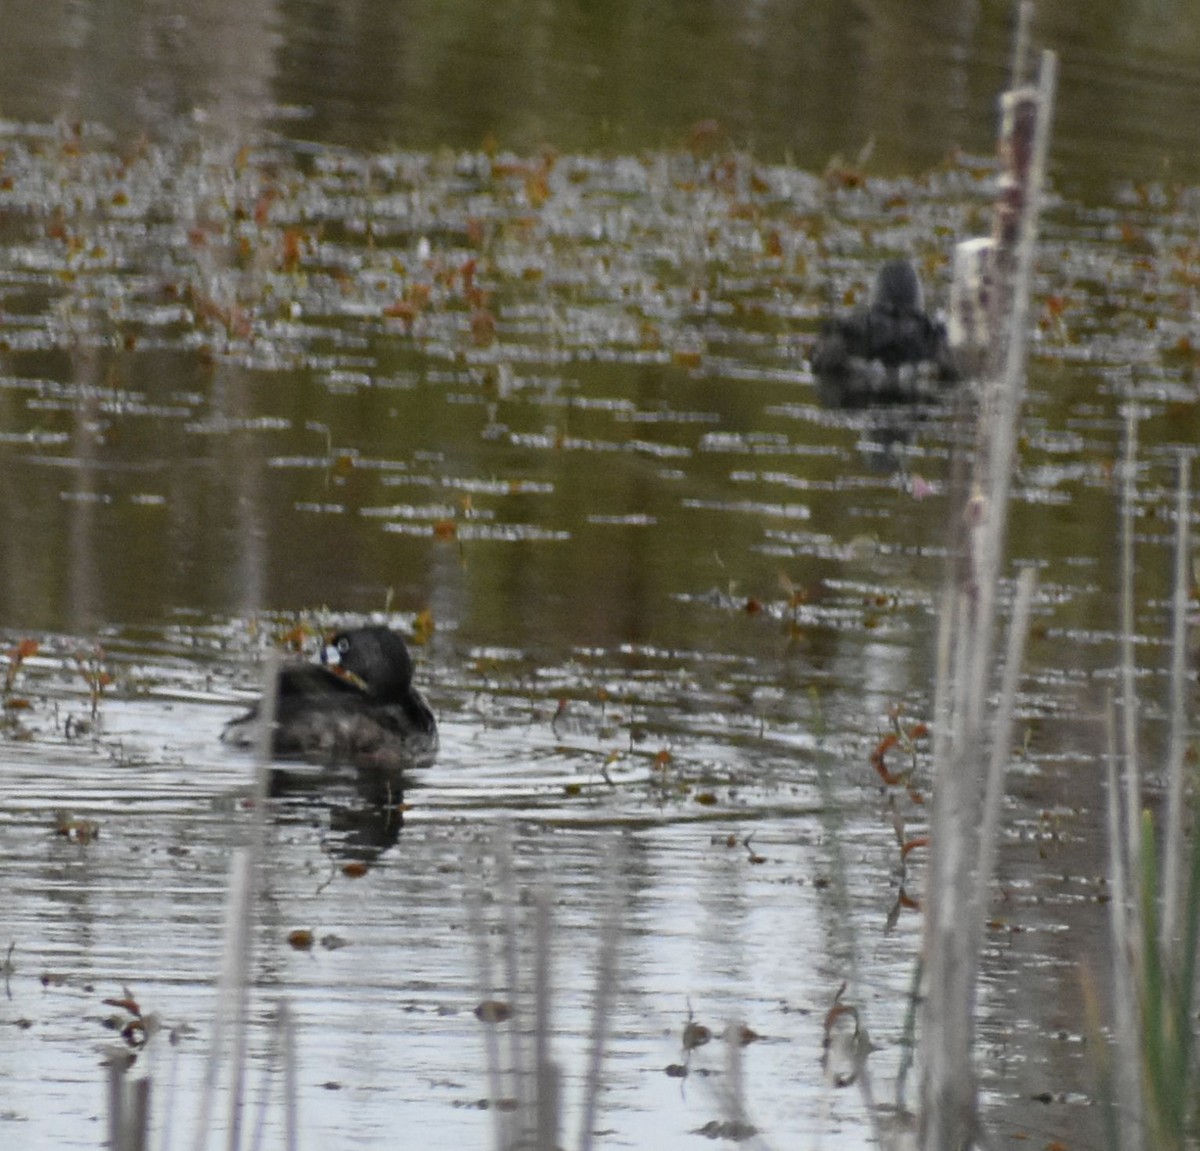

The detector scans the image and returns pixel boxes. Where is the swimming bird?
[223,625,438,773]
[811,259,956,402]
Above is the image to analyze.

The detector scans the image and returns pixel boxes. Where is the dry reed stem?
[967,563,1038,982]
[189,649,279,1151]
[1119,408,1144,887]
[1103,687,1143,1151]
[279,1001,298,1151]
[920,43,1057,1151]
[1010,0,1035,88]
[1102,446,1195,1151]
[533,886,560,1151]
[1161,453,1192,953]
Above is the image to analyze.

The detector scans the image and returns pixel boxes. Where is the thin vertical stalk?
[465,840,509,1151]
[157,1029,181,1151]
[227,650,278,1151]
[968,49,1057,729]
[247,1035,273,1151]
[1104,693,1143,1151]
[1118,408,1143,895]
[533,886,558,1151]
[1139,813,1177,1147]
[922,563,980,1151]
[190,850,252,1151]
[108,1054,125,1151]
[130,1079,151,1151]
[190,651,276,1151]
[921,46,1056,1151]
[969,566,1038,974]
[495,828,530,1144]
[578,843,625,1151]
[1161,453,1191,954]
[1010,1,1034,87]
[927,583,958,844]
[1177,783,1200,1051]
[224,848,255,1151]
[247,1001,298,1151]
[280,1001,298,1151]
[721,1022,749,1134]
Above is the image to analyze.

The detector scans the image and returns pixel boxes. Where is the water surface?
[1,3,1199,1148]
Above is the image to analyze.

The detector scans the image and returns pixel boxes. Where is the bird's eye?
[337,637,351,654]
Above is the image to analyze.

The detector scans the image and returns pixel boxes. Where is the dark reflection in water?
[4,0,1200,195]
[270,786,406,860]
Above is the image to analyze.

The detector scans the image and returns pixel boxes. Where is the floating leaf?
[475,999,512,1024]
[10,638,38,661]
[103,996,141,1016]
[54,813,100,843]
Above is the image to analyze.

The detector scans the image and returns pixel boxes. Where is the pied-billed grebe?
[223,625,438,772]
[811,259,956,401]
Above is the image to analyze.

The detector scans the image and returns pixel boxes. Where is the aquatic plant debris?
[0,118,993,381]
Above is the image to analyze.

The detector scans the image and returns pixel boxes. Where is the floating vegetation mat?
[2,116,1199,1150]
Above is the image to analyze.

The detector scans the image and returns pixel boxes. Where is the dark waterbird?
[811,259,956,405]
[223,625,439,776]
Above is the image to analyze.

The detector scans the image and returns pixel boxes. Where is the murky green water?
[1,3,1198,1149]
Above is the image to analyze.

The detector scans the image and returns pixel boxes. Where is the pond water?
[1,3,1199,1149]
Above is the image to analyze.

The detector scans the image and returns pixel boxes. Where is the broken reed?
[919,40,1058,1151]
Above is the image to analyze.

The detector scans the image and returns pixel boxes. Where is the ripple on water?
[0,632,926,1151]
